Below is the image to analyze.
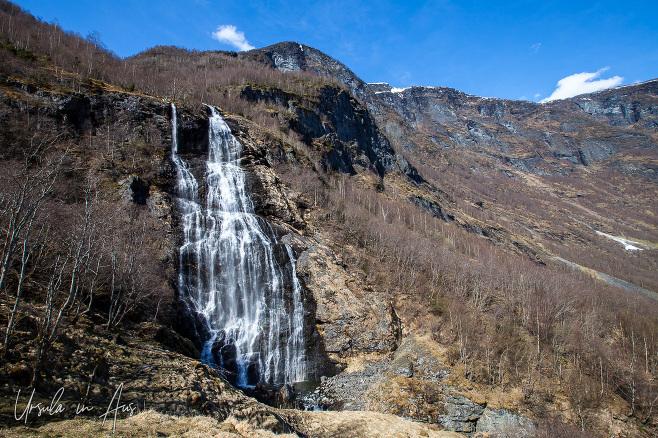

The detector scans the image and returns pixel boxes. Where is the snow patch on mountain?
[596,231,648,251]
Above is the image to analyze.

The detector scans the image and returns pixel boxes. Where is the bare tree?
[105,208,149,329]
[0,136,63,357]
[2,221,46,357]
[0,136,61,294]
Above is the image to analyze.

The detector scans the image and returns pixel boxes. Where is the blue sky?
[13,0,658,102]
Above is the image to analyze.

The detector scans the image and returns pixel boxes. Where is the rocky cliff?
[239,83,420,181]
[368,81,657,175]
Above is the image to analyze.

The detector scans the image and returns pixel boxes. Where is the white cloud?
[211,25,254,51]
[530,43,541,53]
[541,67,623,103]
[534,93,541,99]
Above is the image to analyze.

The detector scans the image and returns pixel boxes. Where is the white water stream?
[171,104,306,386]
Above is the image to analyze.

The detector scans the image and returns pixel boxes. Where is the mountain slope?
[247,42,658,294]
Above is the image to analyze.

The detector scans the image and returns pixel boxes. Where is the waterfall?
[171,104,306,386]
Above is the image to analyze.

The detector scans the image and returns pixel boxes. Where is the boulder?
[475,408,535,437]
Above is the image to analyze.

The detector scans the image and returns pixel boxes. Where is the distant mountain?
[369,80,657,174]
[241,42,375,104]
[248,42,657,175]
[243,42,658,295]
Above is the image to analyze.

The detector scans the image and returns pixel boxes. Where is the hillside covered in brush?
[0,2,656,437]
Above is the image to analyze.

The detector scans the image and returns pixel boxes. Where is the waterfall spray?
[171,104,306,386]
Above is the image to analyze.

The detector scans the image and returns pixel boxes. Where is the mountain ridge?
[246,42,656,178]
[244,41,657,120]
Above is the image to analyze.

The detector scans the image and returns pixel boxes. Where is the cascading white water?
[171,104,306,386]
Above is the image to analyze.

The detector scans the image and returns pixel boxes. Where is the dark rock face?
[240,84,420,182]
[411,195,455,222]
[130,176,149,205]
[37,88,171,133]
[174,106,209,154]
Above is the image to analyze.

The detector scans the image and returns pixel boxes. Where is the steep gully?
[171,103,306,387]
